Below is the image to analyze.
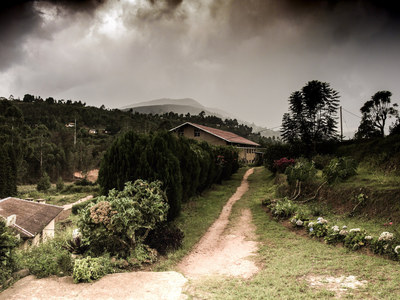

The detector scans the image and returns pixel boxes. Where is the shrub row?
[267,198,400,261]
[98,131,239,220]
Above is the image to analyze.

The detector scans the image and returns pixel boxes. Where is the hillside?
[0,95,276,191]
[122,98,280,139]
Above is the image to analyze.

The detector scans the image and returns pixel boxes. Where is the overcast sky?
[1,0,400,134]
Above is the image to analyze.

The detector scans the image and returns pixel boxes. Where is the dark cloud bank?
[1,0,399,130]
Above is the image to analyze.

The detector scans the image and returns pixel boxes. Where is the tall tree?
[281,80,340,146]
[357,91,398,137]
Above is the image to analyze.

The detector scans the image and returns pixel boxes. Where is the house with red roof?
[170,122,261,163]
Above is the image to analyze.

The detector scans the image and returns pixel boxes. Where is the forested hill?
[0,95,273,190]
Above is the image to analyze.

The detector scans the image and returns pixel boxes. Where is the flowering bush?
[325,225,346,244]
[270,197,297,219]
[308,217,329,238]
[273,157,295,173]
[343,228,367,250]
[370,231,400,259]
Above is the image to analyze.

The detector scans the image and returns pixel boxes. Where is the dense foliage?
[0,220,18,286]
[78,180,169,257]
[356,91,398,138]
[98,131,239,220]
[281,80,340,147]
[323,157,358,184]
[0,95,264,193]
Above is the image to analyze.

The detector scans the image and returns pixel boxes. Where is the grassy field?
[188,167,400,299]
[17,183,99,206]
[156,168,248,271]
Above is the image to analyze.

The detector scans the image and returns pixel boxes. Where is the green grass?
[188,167,400,299]
[338,165,400,191]
[155,168,248,271]
[17,183,99,206]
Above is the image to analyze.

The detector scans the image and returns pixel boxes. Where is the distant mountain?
[122,98,280,138]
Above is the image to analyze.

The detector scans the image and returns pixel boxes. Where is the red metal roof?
[171,122,260,147]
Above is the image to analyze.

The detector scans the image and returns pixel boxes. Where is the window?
[194,128,200,137]
[177,128,184,136]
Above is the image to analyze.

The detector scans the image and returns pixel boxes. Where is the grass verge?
[155,168,248,271]
[189,167,400,299]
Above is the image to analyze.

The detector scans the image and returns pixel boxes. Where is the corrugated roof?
[170,122,260,147]
[0,197,63,238]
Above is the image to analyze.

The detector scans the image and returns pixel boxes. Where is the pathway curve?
[0,168,258,299]
[178,168,259,279]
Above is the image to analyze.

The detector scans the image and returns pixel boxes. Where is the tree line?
[0,95,256,198]
[98,131,239,220]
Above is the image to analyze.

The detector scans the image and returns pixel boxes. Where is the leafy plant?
[56,177,64,192]
[22,239,72,278]
[323,157,358,184]
[307,217,329,238]
[36,172,51,191]
[73,256,111,283]
[343,228,367,251]
[270,198,297,219]
[78,180,169,257]
[144,222,184,255]
[0,220,19,286]
[285,159,317,186]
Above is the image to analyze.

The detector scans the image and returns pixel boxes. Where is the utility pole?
[340,106,343,141]
[74,118,77,146]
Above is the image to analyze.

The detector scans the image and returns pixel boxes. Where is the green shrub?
[144,222,184,255]
[56,177,64,192]
[0,220,19,286]
[22,239,73,278]
[370,232,400,260]
[285,159,317,185]
[78,180,168,257]
[307,217,329,238]
[128,244,158,267]
[270,198,297,219]
[36,172,51,192]
[323,157,358,184]
[324,225,347,245]
[312,154,333,170]
[343,228,367,250]
[73,256,111,283]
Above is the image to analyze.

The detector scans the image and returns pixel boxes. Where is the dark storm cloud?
[0,0,105,71]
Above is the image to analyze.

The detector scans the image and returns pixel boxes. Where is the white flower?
[365,236,373,240]
[72,228,81,239]
[296,220,304,226]
[339,230,348,236]
[331,225,340,232]
[290,218,297,224]
[342,225,347,229]
[394,245,400,254]
[379,232,394,241]
[308,222,315,228]
[349,228,361,233]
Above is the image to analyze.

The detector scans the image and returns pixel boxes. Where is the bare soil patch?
[303,274,367,298]
[178,168,260,279]
[73,169,99,183]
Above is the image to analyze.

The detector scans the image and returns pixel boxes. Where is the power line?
[342,107,362,119]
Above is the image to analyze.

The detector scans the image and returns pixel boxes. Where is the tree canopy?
[281,80,340,146]
[356,91,398,138]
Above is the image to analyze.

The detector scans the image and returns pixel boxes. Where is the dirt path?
[178,168,259,279]
[1,168,258,299]
[0,272,187,300]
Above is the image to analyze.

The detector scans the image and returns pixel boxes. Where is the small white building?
[0,197,64,247]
